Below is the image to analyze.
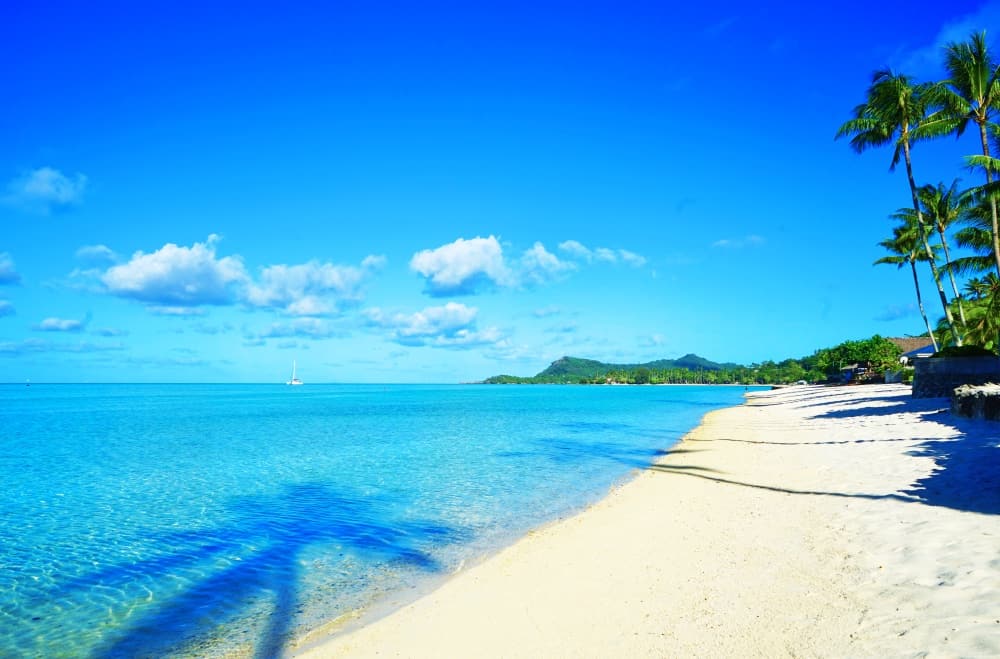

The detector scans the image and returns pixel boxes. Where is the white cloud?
[520,242,575,284]
[246,257,380,316]
[258,317,338,339]
[0,300,13,317]
[147,305,207,316]
[364,302,505,349]
[712,235,765,249]
[557,240,646,267]
[0,338,123,355]
[0,253,21,285]
[102,235,248,307]
[618,249,647,267]
[533,305,561,318]
[76,244,120,265]
[900,3,1000,75]
[594,247,617,262]
[410,236,513,296]
[558,240,592,260]
[34,317,85,332]
[4,167,87,214]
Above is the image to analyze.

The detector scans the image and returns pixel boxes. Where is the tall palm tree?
[836,69,963,345]
[874,217,939,351]
[939,31,1000,277]
[918,181,969,326]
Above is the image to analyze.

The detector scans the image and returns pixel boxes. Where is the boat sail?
[286,360,303,386]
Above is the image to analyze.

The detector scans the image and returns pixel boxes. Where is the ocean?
[0,383,753,657]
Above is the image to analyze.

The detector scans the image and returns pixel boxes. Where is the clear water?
[0,384,752,657]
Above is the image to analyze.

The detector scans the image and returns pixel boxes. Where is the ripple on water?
[0,383,751,656]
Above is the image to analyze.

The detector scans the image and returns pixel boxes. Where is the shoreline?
[294,384,1000,657]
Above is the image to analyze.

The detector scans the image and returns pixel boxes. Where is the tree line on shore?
[837,30,1000,352]
[483,335,905,385]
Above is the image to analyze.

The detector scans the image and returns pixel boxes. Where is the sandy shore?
[295,384,1000,657]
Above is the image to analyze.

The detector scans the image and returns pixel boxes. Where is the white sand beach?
[296,384,1000,657]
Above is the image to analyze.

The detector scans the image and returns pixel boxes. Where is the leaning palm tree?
[918,181,969,326]
[938,31,1000,277]
[874,217,940,351]
[836,69,963,345]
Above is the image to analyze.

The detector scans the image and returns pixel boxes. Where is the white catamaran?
[286,360,303,386]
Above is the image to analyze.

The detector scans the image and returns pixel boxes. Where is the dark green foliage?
[931,345,998,357]
[807,335,902,376]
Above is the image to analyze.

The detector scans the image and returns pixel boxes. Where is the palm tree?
[949,274,1000,350]
[939,31,1000,277]
[874,216,939,351]
[836,69,963,345]
[918,181,969,326]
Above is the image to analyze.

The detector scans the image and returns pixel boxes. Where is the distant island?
[481,335,913,385]
[482,354,752,385]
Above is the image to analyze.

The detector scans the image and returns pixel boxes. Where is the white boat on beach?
[286,360,303,386]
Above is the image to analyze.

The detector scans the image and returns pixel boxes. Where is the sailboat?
[286,360,303,386]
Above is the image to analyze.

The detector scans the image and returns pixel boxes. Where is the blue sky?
[2,1,998,383]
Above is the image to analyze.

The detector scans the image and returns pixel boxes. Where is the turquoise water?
[0,384,751,657]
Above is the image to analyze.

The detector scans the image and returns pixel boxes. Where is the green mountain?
[483,354,742,384]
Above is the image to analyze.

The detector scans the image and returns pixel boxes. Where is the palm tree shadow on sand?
[83,482,462,658]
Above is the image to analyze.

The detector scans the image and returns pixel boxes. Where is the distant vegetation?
[482,335,903,385]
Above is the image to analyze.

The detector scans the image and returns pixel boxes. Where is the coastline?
[294,383,1000,657]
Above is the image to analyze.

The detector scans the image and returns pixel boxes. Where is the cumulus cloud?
[95,235,383,316]
[0,253,21,285]
[520,242,576,285]
[364,302,504,349]
[76,244,120,265]
[34,317,86,332]
[0,301,13,317]
[711,235,765,249]
[102,235,248,307]
[246,256,382,316]
[410,236,513,296]
[557,240,646,267]
[558,240,592,260]
[4,167,87,214]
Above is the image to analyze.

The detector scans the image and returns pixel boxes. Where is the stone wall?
[912,357,1000,398]
[952,383,1000,421]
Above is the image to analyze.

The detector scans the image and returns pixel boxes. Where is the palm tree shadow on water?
[83,482,462,658]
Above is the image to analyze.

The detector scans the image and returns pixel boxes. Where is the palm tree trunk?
[937,228,968,327]
[978,122,1000,278]
[910,260,938,352]
[902,138,963,345]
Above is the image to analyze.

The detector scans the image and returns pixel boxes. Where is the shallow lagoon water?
[0,384,752,656]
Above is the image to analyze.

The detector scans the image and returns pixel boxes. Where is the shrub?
[931,345,998,358]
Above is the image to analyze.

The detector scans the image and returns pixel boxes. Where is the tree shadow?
[668,411,1000,516]
[647,463,917,502]
[64,482,463,657]
[809,401,947,420]
[498,437,672,469]
[900,418,1000,515]
[686,436,916,447]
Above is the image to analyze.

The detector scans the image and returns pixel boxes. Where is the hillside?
[483,354,741,384]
